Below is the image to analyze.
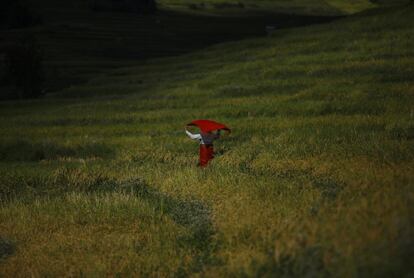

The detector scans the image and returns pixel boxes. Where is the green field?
[1,1,414,277]
[160,0,376,15]
[0,0,346,93]
[1,0,396,93]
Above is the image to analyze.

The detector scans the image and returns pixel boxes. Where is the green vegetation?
[1,2,414,277]
[160,0,378,15]
[1,0,397,94]
[1,0,339,95]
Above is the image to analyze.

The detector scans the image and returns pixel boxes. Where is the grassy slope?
[159,0,377,15]
[0,0,347,93]
[0,4,271,91]
[1,3,414,277]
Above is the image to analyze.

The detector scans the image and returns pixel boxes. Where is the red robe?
[199,144,214,167]
[186,129,219,167]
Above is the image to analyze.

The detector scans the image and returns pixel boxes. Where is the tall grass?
[1,3,413,276]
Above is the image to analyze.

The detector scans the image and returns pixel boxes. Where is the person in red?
[185,119,230,167]
[185,128,220,167]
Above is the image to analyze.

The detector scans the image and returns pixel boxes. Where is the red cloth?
[188,119,230,133]
[199,144,214,167]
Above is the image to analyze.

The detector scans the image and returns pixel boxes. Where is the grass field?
[1,1,414,277]
[160,0,377,15]
[1,0,391,93]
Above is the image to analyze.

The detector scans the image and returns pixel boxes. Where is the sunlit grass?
[1,3,413,277]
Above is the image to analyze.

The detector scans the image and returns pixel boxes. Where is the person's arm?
[185,129,202,140]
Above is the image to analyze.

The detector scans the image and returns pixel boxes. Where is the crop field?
[1,1,414,277]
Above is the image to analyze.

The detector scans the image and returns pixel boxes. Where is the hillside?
[1,3,414,277]
[160,0,376,15]
[2,0,398,94]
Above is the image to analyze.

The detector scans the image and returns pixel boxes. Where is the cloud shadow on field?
[119,178,220,273]
[0,140,114,162]
[0,237,15,261]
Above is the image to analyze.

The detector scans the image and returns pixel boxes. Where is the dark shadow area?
[0,140,114,162]
[0,172,218,272]
[311,175,344,201]
[89,0,157,14]
[0,237,15,261]
[0,0,42,30]
[120,178,219,273]
[0,5,340,96]
[0,35,45,100]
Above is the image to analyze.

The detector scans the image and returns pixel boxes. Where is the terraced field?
[0,1,413,277]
